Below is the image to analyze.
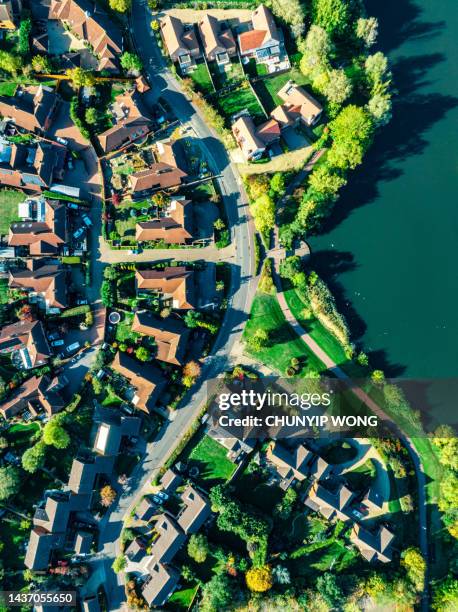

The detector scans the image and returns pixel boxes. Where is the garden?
[0,189,23,235]
[188,61,214,95]
[214,84,265,125]
[252,67,312,113]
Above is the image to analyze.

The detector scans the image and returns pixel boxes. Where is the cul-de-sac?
[0,0,456,610]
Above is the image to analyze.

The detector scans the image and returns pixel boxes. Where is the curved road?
[88,2,258,608]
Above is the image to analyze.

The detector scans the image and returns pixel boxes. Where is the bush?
[307,274,351,349]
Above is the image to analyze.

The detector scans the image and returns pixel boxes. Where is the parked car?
[73,227,85,239]
[82,214,92,227]
[56,136,68,145]
[156,491,169,501]
[66,342,80,355]
[51,339,65,347]
[67,202,79,210]
[76,298,88,305]
[152,495,163,504]
[48,331,61,341]
[129,248,142,255]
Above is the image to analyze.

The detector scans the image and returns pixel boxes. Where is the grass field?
[209,58,245,90]
[115,313,140,343]
[253,68,312,113]
[189,62,214,94]
[0,189,23,235]
[215,85,265,123]
[0,278,8,304]
[186,433,236,488]
[243,291,325,376]
[168,585,199,610]
[0,81,17,96]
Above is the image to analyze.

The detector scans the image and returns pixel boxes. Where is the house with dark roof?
[110,351,166,414]
[136,198,194,245]
[93,414,141,456]
[0,139,66,194]
[141,562,180,608]
[81,596,101,612]
[0,371,68,420]
[132,311,190,366]
[304,481,355,522]
[24,526,64,571]
[135,266,196,309]
[145,514,186,565]
[237,4,286,68]
[160,15,201,71]
[0,0,18,30]
[350,524,395,563]
[207,423,256,462]
[9,259,68,311]
[97,89,153,154]
[0,85,59,134]
[73,530,93,555]
[135,496,157,522]
[8,199,67,255]
[128,163,187,195]
[198,14,236,65]
[49,0,123,72]
[125,537,146,562]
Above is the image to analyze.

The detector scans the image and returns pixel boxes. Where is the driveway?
[282,125,310,151]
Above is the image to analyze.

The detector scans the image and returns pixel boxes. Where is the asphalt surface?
[87,2,258,607]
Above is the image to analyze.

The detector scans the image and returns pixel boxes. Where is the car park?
[48,331,61,342]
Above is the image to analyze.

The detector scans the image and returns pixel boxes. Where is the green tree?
[271,0,307,39]
[101,280,115,307]
[401,547,426,592]
[314,68,352,106]
[85,107,99,125]
[311,0,350,37]
[328,105,374,170]
[270,172,286,194]
[135,346,150,362]
[365,52,390,94]
[200,574,239,612]
[103,266,119,281]
[66,67,95,88]
[316,573,342,608]
[109,0,131,11]
[112,554,127,573]
[120,52,143,72]
[31,54,52,73]
[438,471,458,512]
[184,310,202,328]
[356,17,378,47]
[432,575,458,611]
[299,25,331,79]
[279,256,302,280]
[247,328,269,352]
[0,50,23,75]
[0,466,20,501]
[371,369,385,385]
[213,218,225,230]
[251,193,275,236]
[309,164,347,198]
[21,441,46,474]
[187,533,209,563]
[43,418,70,449]
[367,93,392,126]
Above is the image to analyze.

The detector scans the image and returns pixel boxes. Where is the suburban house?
[208,422,256,462]
[237,4,287,70]
[198,14,236,65]
[110,351,167,414]
[125,537,147,563]
[136,197,194,245]
[266,441,331,487]
[24,418,139,570]
[128,141,188,195]
[0,319,51,371]
[161,468,182,493]
[97,89,154,154]
[135,496,157,522]
[304,481,355,522]
[350,524,395,563]
[271,81,323,127]
[9,259,68,312]
[0,0,17,29]
[132,311,190,366]
[232,114,280,161]
[0,372,68,420]
[177,485,212,534]
[0,85,59,134]
[142,562,181,608]
[8,199,67,256]
[160,14,201,71]
[0,139,66,193]
[49,0,123,72]
[135,266,196,309]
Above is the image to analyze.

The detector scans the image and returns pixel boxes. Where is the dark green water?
[310,0,458,378]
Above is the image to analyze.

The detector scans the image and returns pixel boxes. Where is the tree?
[187,533,209,563]
[367,94,392,126]
[401,547,426,592]
[365,52,390,93]
[328,105,374,170]
[181,565,196,583]
[246,565,273,592]
[245,174,270,200]
[279,256,302,280]
[316,573,342,608]
[31,54,52,73]
[120,51,143,72]
[184,310,202,328]
[270,172,286,194]
[0,50,23,75]
[0,466,20,501]
[92,376,103,395]
[432,575,458,611]
[43,418,70,449]
[371,369,385,385]
[112,554,127,573]
[356,17,378,47]
[100,485,117,507]
[183,360,201,379]
[432,426,458,471]
[438,471,458,512]
[66,67,95,88]
[213,218,225,230]
[309,164,347,198]
[299,25,331,79]
[135,346,150,362]
[311,0,350,37]
[103,266,119,281]
[200,574,238,612]
[101,280,115,307]
[315,68,352,106]
[109,0,131,12]
[247,328,268,352]
[0,436,8,450]
[85,108,99,125]
[272,564,291,585]
[357,351,369,366]
[250,193,275,236]
[22,441,46,474]
[271,0,307,39]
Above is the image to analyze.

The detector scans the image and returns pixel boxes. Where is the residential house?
[237,4,285,67]
[0,319,51,370]
[142,562,180,608]
[135,76,150,93]
[125,537,146,562]
[0,372,67,420]
[0,139,66,194]
[8,199,67,255]
[350,524,395,563]
[267,441,313,485]
[128,142,188,195]
[132,310,190,366]
[232,114,280,161]
[160,14,201,71]
[271,81,323,127]
[160,468,182,494]
[73,530,93,555]
[135,266,196,309]
[198,14,236,65]
[145,515,186,565]
[177,485,211,534]
[110,351,167,414]
[136,198,194,245]
[93,415,141,456]
[135,496,157,522]
[97,89,154,154]
[0,0,18,29]
[207,422,256,462]
[9,259,68,311]
[49,0,123,72]
[304,481,355,522]
[67,454,114,496]
[0,85,59,134]
[361,485,384,515]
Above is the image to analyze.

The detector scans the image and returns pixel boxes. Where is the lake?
[309,0,458,378]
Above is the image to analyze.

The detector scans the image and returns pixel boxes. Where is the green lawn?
[290,538,358,577]
[0,81,17,96]
[0,278,8,304]
[209,58,245,90]
[168,585,199,610]
[215,85,265,123]
[186,433,236,488]
[189,62,214,94]
[0,189,23,235]
[253,68,312,113]
[115,313,139,343]
[243,291,325,376]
